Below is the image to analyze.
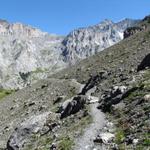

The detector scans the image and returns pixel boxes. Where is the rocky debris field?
[0,16,150,150]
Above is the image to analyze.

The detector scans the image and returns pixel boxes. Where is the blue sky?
[0,0,150,35]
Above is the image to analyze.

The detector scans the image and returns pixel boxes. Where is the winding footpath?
[74,103,106,150]
[73,81,106,150]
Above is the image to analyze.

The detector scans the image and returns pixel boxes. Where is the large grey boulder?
[137,53,150,71]
[94,132,115,144]
[7,112,58,150]
[98,86,127,112]
[59,95,87,119]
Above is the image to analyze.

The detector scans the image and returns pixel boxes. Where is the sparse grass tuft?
[0,89,14,100]
[143,133,150,146]
[115,129,125,144]
[58,136,74,150]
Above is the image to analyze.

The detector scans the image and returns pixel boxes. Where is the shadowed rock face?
[137,53,150,71]
[143,15,150,22]
[59,95,87,119]
[7,112,58,150]
[124,26,143,39]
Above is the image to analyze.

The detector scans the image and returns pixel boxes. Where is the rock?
[94,133,115,144]
[62,19,137,63]
[144,94,150,101]
[87,95,99,104]
[50,143,57,150]
[59,95,87,119]
[125,135,134,145]
[98,85,127,112]
[7,112,58,150]
[121,87,138,99]
[112,102,125,111]
[0,20,66,89]
[137,53,150,71]
[112,86,127,96]
[53,96,65,104]
[133,139,139,145]
[124,26,143,39]
[143,15,150,22]
[80,72,108,95]
[41,84,48,89]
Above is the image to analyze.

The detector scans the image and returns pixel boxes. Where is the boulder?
[7,112,58,150]
[59,95,87,119]
[94,132,115,144]
[87,95,99,104]
[53,96,66,104]
[143,94,150,101]
[124,26,143,39]
[111,86,127,96]
[137,53,150,71]
[98,86,127,112]
[80,72,108,95]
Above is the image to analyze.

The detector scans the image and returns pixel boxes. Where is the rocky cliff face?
[62,19,138,63]
[0,19,137,89]
[0,20,66,89]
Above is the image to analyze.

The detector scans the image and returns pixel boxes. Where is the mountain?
[0,20,66,89]
[61,19,138,63]
[0,19,137,89]
[0,16,149,150]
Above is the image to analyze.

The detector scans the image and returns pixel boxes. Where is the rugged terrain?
[62,19,137,63]
[0,19,137,89]
[0,16,149,150]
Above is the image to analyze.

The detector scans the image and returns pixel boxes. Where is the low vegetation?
[58,136,74,150]
[0,89,14,100]
[115,129,125,144]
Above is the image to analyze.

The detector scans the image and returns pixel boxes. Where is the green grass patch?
[143,133,150,146]
[0,89,14,100]
[143,138,150,146]
[25,134,53,150]
[31,68,48,74]
[58,136,74,150]
[115,129,125,144]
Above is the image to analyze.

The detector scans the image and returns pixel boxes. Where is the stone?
[144,94,150,101]
[7,112,58,150]
[137,53,150,71]
[87,96,99,104]
[53,96,65,104]
[94,133,115,144]
[50,143,57,150]
[62,19,137,63]
[98,85,127,112]
[124,26,143,39]
[133,139,139,145]
[59,95,87,119]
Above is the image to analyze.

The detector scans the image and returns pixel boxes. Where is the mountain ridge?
[0,15,149,150]
[0,18,138,89]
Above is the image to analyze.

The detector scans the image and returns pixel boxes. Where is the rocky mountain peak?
[0,19,9,25]
[0,21,47,38]
[61,18,138,63]
[97,19,114,25]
